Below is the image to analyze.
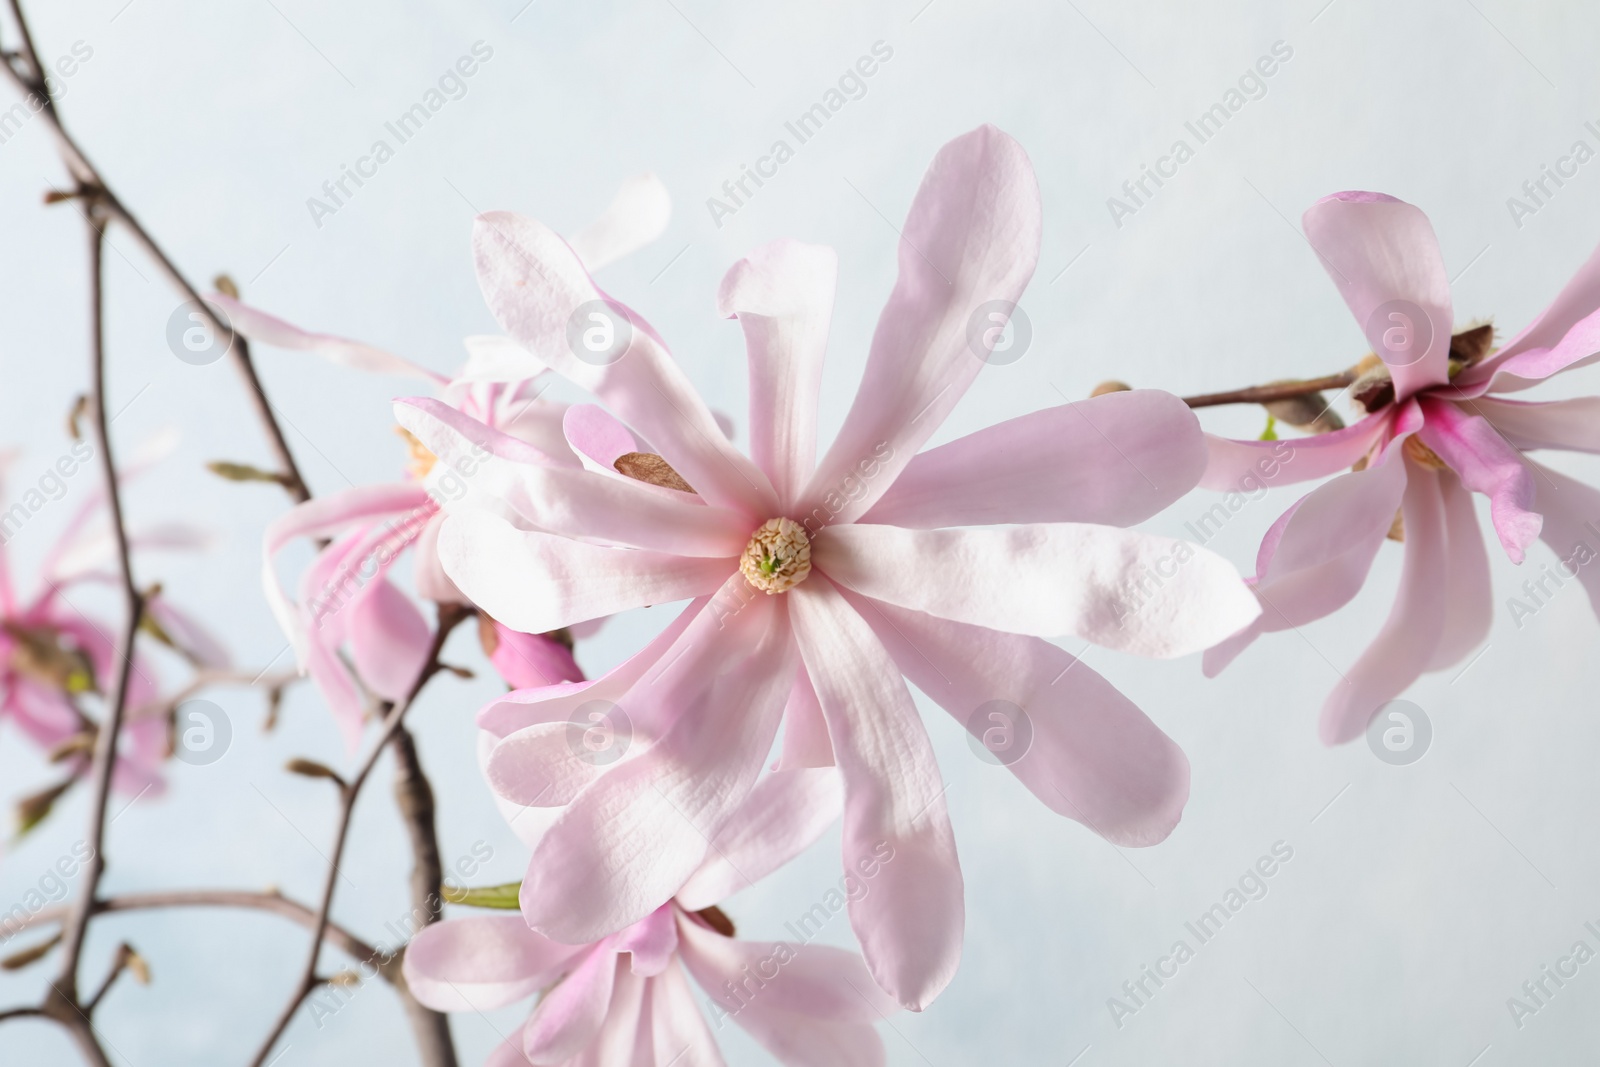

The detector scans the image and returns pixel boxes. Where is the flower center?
[740,518,811,595]
[1402,435,1448,471]
[3,621,96,694]
[395,426,437,480]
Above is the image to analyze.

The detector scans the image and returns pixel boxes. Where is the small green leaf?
[206,461,289,486]
[1258,414,1279,442]
[440,881,522,909]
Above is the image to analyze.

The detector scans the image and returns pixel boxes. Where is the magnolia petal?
[1301,192,1452,401]
[399,397,748,556]
[789,582,962,1012]
[1428,472,1492,670]
[437,510,733,635]
[261,484,431,662]
[520,598,793,943]
[565,404,640,473]
[347,579,431,702]
[566,173,672,274]
[488,623,584,690]
[676,768,845,910]
[718,239,837,507]
[852,596,1189,847]
[1204,456,1408,676]
[472,209,775,514]
[678,917,899,1024]
[649,957,727,1067]
[524,946,617,1063]
[210,294,446,382]
[800,125,1042,523]
[402,914,582,1013]
[476,594,709,740]
[861,390,1205,530]
[1472,396,1600,454]
[813,523,1260,659]
[486,722,609,808]
[1320,464,1449,744]
[1417,398,1541,563]
[1527,460,1600,625]
[776,668,834,770]
[1200,415,1388,492]
[1457,235,1600,393]
[615,905,679,978]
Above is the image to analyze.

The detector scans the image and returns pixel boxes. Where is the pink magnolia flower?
[0,435,223,802]
[236,176,671,746]
[404,769,899,1066]
[1202,191,1600,742]
[398,125,1260,1009]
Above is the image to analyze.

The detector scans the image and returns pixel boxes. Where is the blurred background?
[2,0,1598,1062]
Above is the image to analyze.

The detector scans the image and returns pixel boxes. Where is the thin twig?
[1182,371,1356,409]
[248,603,469,1067]
[37,201,131,1067]
[8,891,385,979]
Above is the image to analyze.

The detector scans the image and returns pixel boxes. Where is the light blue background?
[3,0,1599,1063]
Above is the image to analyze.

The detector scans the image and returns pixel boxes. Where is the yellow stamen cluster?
[1403,435,1448,471]
[395,426,438,480]
[739,518,811,595]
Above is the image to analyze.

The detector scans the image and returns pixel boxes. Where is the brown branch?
[248,603,469,1067]
[1181,372,1357,409]
[3,9,456,1065]
[25,209,139,1067]
[388,726,457,1065]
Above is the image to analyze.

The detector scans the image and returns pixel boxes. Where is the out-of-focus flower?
[0,432,221,812]
[232,176,671,746]
[405,769,898,1066]
[1202,191,1600,742]
[400,125,1260,1009]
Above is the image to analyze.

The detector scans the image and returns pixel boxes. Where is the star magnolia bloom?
[404,769,898,1067]
[0,434,222,797]
[1202,191,1600,743]
[398,125,1260,1010]
[236,176,671,746]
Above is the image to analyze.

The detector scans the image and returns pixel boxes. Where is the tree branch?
[248,603,469,1067]
[1181,372,1357,409]
[388,726,458,1065]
